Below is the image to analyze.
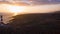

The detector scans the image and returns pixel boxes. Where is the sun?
[0,4,26,15]
[7,5,26,15]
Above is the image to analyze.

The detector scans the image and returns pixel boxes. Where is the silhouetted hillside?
[8,11,60,34]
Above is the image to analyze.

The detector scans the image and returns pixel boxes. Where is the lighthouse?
[0,15,4,24]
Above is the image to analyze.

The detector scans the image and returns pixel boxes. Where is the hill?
[8,11,60,34]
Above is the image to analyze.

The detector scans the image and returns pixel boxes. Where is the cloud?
[0,0,60,5]
[23,4,60,14]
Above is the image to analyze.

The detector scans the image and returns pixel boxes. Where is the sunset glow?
[0,4,60,15]
[0,3,60,24]
[7,5,26,15]
[0,4,27,15]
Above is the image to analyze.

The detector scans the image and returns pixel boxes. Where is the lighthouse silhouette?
[0,15,4,24]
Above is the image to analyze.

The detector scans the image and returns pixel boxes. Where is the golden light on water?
[0,3,27,24]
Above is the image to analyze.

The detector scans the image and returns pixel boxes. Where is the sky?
[0,0,60,5]
[0,0,60,24]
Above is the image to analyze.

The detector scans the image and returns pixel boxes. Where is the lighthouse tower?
[0,15,4,24]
